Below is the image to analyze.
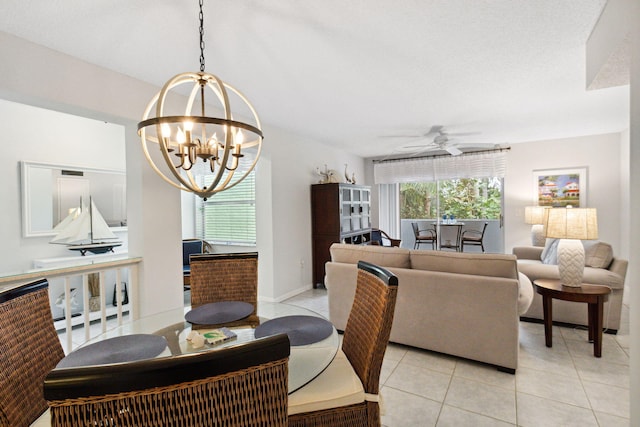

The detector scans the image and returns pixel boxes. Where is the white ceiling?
[0,0,630,158]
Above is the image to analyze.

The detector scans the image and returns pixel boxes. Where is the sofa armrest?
[609,258,628,282]
[512,246,543,261]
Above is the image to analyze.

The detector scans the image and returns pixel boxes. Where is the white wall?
[504,133,623,254]
[260,126,365,300]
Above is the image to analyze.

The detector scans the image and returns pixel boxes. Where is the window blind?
[374,150,508,184]
[194,161,257,246]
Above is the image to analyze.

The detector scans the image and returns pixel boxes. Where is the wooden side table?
[533,279,611,357]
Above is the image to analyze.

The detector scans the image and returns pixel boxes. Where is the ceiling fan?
[382,125,478,156]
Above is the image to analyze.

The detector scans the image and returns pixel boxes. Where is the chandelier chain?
[199,0,205,72]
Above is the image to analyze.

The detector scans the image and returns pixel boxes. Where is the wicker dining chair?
[0,278,65,427]
[189,252,258,310]
[44,334,290,427]
[288,261,399,427]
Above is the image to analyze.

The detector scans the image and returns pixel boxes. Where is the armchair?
[182,238,212,290]
[370,228,401,247]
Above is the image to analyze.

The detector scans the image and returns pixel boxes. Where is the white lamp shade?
[543,208,598,240]
[543,207,598,287]
[524,206,549,225]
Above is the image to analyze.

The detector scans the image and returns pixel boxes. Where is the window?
[400,177,502,220]
[194,164,257,246]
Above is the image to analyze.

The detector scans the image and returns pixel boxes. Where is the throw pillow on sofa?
[540,238,559,264]
[583,241,614,268]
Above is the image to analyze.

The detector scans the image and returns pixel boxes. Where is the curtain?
[374,150,507,184]
[377,183,400,237]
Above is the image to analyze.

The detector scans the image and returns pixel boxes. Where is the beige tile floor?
[285,289,631,427]
[60,288,630,426]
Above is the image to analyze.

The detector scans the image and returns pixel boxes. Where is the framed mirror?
[21,161,126,237]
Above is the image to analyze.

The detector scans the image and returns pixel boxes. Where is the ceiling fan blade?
[445,132,481,138]
[445,146,463,156]
[393,143,434,154]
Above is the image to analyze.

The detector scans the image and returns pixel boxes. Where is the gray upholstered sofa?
[326,243,534,373]
[513,241,628,333]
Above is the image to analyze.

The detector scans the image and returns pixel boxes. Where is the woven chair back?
[0,279,64,427]
[44,334,290,427]
[342,261,399,395]
[189,252,258,310]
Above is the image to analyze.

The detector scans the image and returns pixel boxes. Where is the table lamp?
[524,206,550,246]
[543,207,598,287]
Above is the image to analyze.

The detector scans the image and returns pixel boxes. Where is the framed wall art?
[533,167,587,207]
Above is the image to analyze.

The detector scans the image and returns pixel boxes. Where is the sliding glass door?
[399,177,504,252]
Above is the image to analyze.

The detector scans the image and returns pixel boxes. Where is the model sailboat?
[50,197,122,256]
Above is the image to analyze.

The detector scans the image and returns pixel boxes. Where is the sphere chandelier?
[138,0,263,200]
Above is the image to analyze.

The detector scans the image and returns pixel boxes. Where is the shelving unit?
[311,183,371,287]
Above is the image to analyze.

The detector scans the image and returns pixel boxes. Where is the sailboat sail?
[52,206,82,234]
[50,198,121,254]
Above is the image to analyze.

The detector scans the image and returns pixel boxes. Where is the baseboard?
[259,284,315,303]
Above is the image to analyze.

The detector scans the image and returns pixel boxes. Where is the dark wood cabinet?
[311,183,371,287]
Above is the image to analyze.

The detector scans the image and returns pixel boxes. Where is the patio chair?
[412,222,437,250]
[461,222,489,252]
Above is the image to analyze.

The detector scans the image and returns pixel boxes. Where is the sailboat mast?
[89,196,94,244]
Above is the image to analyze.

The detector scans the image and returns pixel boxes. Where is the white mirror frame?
[21,161,126,237]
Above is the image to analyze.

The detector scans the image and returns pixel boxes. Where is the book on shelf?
[203,327,237,345]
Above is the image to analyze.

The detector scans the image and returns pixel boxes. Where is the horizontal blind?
[194,161,257,246]
[374,150,507,183]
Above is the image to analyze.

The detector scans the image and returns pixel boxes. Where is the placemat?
[254,315,334,346]
[185,301,254,325]
[57,334,168,368]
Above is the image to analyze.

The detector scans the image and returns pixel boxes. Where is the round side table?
[532,279,611,357]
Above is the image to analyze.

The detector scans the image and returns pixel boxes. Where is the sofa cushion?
[329,243,411,268]
[583,241,614,268]
[516,260,625,290]
[288,348,364,415]
[540,238,559,265]
[409,250,518,280]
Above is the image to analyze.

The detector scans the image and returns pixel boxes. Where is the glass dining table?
[56,301,339,394]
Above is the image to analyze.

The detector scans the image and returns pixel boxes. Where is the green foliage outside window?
[400,182,438,219]
[400,178,502,220]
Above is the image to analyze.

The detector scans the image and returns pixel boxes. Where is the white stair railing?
[0,256,142,353]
